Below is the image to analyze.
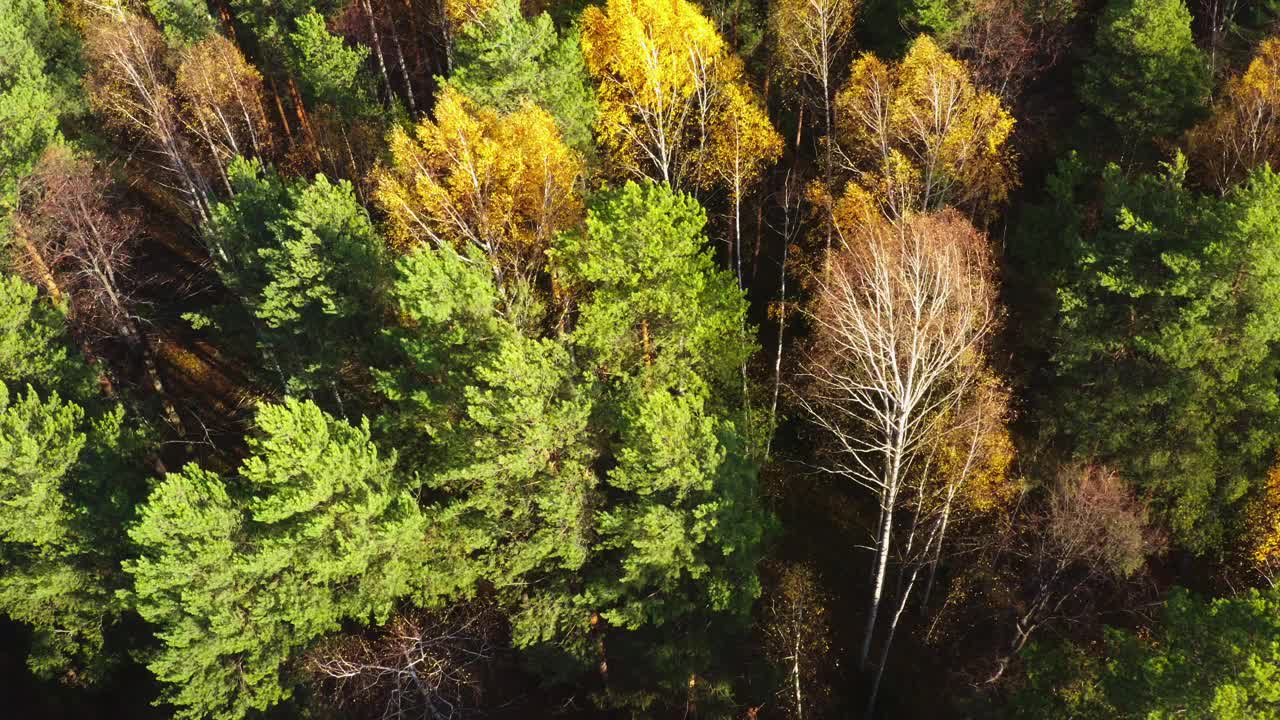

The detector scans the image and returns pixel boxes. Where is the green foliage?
[1050,157,1280,550]
[209,157,387,405]
[0,274,90,397]
[372,183,767,710]
[287,10,375,118]
[373,243,510,451]
[1015,586,1280,718]
[127,398,426,720]
[0,273,145,682]
[449,0,597,155]
[553,180,752,398]
[1078,0,1210,151]
[0,0,83,238]
[147,0,216,45]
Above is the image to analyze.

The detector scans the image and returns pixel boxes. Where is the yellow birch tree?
[834,35,1016,222]
[1187,37,1280,195]
[373,87,584,294]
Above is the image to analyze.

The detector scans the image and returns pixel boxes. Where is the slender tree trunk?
[765,233,788,461]
[14,220,63,304]
[388,6,417,113]
[362,0,394,106]
[793,601,805,719]
[866,563,923,719]
[861,419,905,667]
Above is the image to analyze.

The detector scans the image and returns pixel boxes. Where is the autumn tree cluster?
[4,0,1280,718]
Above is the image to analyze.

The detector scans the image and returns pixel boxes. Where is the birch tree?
[83,4,214,227]
[374,87,584,299]
[798,209,997,668]
[580,0,753,189]
[174,34,275,193]
[769,0,857,252]
[16,147,185,435]
[834,36,1016,221]
[1187,36,1280,195]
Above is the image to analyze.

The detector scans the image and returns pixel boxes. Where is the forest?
[2,0,1280,717]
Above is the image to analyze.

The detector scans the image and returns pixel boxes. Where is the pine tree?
[1051,158,1280,549]
[1078,0,1210,154]
[127,398,427,720]
[0,273,145,682]
[449,0,597,155]
[208,157,388,407]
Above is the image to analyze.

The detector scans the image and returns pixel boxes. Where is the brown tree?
[981,464,1162,684]
[83,5,214,230]
[307,603,501,720]
[15,147,184,435]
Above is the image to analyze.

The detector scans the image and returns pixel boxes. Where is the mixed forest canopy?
[2,0,1280,717]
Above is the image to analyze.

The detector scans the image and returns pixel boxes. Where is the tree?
[553,181,752,396]
[374,86,584,302]
[1187,36,1280,195]
[287,10,376,120]
[1078,0,1210,155]
[16,147,185,434]
[985,464,1159,685]
[798,209,998,668]
[1051,157,1280,550]
[939,0,1079,103]
[147,0,217,45]
[580,0,759,188]
[174,34,276,194]
[0,0,84,240]
[0,272,145,683]
[374,183,767,712]
[307,602,503,720]
[208,157,388,407]
[768,0,858,252]
[83,5,214,225]
[1016,585,1280,719]
[127,398,428,720]
[553,181,767,709]
[448,0,597,155]
[833,35,1017,221]
[759,561,835,720]
[696,82,783,288]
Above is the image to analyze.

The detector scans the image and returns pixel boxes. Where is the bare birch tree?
[308,604,500,720]
[798,209,997,669]
[83,4,215,232]
[16,147,185,435]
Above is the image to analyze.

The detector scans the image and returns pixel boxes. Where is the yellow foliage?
[935,369,1018,515]
[1187,37,1280,194]
[1247,461,1280,568]
[834,35,1016,220]
[696,81,783,198]
[769,0,858,91]
[175,35,275,176]
[581,0,779,190]
[373,87,584,282]
[444,0,498,27]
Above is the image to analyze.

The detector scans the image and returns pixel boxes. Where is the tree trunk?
[362,0,394,107]
[388,5,417,113]
[861,419,905,667]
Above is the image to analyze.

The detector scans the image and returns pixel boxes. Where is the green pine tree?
[127,398,427,720]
